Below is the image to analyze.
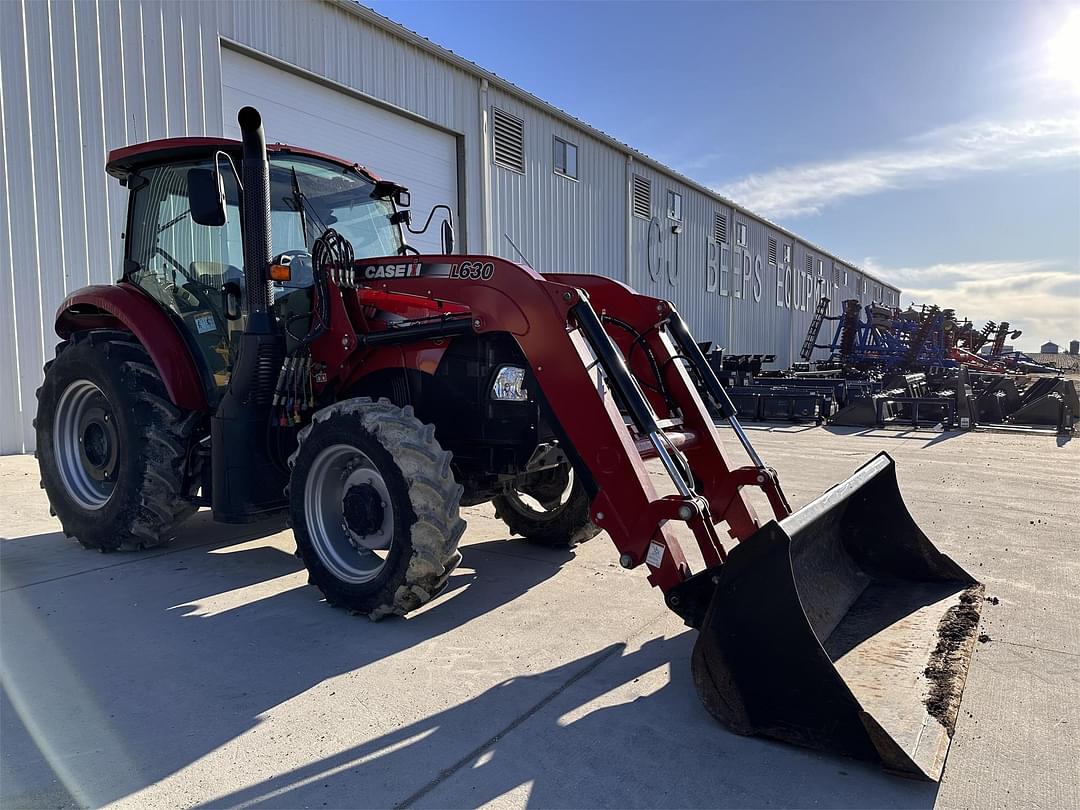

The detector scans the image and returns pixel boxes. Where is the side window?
[127,161,243,394]
[667,190,682,221]
[128,161,243,298]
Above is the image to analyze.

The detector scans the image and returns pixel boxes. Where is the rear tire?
[493,465,599,548]
[35,333,200,551]
[288,398,465,619]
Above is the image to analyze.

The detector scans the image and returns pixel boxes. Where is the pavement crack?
[988,637,1080,659]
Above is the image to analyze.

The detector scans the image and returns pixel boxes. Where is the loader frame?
[314,256,792,595]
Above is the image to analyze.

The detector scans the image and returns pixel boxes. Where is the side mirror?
[395,188,411,208]
[441,219,455,255]
[188,168,227,227]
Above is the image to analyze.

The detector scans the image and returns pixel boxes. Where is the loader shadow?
[193,635,939,810]
[822,425,966,445]
[0,514,579,808]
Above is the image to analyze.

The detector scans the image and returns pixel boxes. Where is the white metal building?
[0,0,900,453]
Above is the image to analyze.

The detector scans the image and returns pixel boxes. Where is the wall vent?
[492,107,525,173]
[805,255,813,275]
[714,213,727,243]
[632,175,651,219]
[833,264,842,286]
[768,238,777,265]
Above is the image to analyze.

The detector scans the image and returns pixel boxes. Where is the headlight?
[491,365,528,401]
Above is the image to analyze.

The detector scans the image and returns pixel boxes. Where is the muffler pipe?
[238,105,273,326]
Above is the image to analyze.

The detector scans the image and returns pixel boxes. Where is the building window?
[631,175,651,219]
[768,238,777,265]
[553,136,577,179]
[667,190,682,221]
[492,107,525,173]
[783,243,792,265]
[816,259,824,277]
[736,222,748,247]
[714,213,727,244]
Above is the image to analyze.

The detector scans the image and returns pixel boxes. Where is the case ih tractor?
[36,107,981,779]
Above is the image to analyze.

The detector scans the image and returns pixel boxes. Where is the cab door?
[125,160,244,402]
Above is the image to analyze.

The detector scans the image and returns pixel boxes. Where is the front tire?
[493,465,600,548]
[35,333,200,551]
[288,398,465,619]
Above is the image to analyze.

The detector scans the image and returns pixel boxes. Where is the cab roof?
[105,137,381,182]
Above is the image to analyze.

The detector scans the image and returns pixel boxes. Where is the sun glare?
[1046,7,1080,92]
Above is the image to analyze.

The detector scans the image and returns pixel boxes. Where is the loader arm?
[322,256,785,594]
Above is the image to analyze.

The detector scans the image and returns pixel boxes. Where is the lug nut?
[619,553,634,569]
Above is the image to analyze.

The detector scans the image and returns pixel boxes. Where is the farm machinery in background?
[709,297,1077,433]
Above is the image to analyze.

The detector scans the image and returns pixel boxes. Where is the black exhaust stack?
[210,106,289,523]
[238,106,274,324]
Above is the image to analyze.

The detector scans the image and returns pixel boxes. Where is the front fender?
[55,283,208,412]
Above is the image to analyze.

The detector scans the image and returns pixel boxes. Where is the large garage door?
[221,49,459,255]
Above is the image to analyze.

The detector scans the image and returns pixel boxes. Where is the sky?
[368,0,1080,352]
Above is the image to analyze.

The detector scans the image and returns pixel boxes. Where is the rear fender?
[55,283,208,412]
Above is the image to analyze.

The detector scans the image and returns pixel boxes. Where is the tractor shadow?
[0,512,577,808]
[192,635,939,810]
[2,514,936,810]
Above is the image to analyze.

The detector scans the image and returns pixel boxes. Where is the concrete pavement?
[2,426,1077,808]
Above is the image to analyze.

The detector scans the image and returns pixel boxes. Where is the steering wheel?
[154,246,196,283]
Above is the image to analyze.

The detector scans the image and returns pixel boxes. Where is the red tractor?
[36,107,981,779]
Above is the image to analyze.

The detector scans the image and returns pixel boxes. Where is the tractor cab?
[107,139,404,398]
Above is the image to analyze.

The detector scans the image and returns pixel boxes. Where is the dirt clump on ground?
[924,584,985,735]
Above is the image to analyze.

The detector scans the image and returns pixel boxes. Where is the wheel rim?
[506,467,575,519]
[304,444,395,584]
[54,380,119,510]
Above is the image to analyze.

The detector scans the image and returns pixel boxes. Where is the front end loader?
[36,107,981,780]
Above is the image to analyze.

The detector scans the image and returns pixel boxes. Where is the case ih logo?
[362,262,422,279]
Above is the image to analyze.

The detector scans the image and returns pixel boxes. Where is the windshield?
[269,154,401,262]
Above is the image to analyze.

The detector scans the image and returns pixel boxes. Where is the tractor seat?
[191,261,243,290]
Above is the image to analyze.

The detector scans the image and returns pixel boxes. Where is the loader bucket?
[691,452,981,780]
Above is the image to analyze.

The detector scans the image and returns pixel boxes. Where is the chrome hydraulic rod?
[571,300,695,497]
[665,312,768,471]
[648,431,693,498]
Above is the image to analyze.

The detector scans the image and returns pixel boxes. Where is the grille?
[492,107,525,172]
[632,175,651,219]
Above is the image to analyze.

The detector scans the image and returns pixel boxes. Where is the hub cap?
[304,444,395,584]
[54,380,118,510]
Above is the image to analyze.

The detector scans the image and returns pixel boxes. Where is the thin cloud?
[862,258,1080,351]
[716,116,1080,219]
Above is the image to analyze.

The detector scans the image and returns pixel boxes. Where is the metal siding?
[0,0,902,452]
[486,87,625,278]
